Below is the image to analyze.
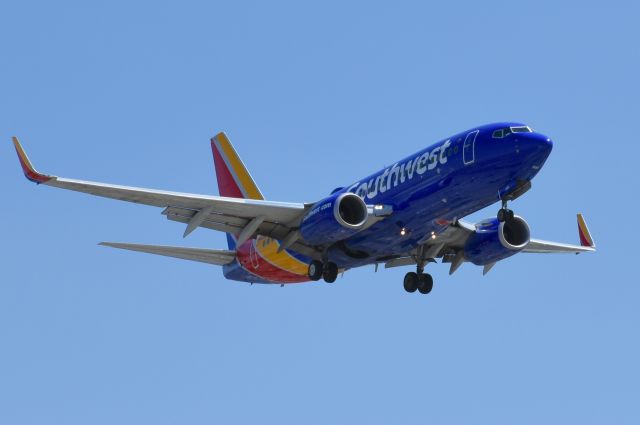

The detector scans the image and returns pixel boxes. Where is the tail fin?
[211,132,264,250]
[211,132,264,200]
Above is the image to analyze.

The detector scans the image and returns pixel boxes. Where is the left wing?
[522,214,595,254]
[13,137,320,259]
[383,214,595,274]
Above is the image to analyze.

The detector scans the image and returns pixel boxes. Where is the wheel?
[497,209,506,222]
[417,273,434,294]
[323,262,338,283]
[403,272,418,293]
[308,260,323,281]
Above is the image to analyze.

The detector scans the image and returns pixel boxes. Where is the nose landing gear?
[497,200,515,223]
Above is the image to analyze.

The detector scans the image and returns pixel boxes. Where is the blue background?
[2,1,638,423]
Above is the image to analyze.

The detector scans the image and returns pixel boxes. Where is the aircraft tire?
[323,262,339,283]
[404,272,418,293]
[417,273,434,294]
[308,260,324,281]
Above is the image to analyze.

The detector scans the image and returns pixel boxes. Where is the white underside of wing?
[99,242,236,265]
[523,239,595,254]
[46,177,306,224]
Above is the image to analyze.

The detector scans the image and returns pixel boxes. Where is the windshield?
[492,126,532,138]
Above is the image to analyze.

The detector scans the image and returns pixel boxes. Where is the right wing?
[99,242,236,265]
[13,137,320,259]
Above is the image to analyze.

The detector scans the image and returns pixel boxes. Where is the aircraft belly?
[329,167,510,268]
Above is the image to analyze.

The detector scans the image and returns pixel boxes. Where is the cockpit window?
[493,126,531,138]
[492,128,512,138]
[511,126,532,133]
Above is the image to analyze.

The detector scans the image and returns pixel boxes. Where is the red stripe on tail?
[578,226,592,247]
[211,139,244,198]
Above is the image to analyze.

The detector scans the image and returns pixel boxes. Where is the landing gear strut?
[497,200,515,223]
[308,260,339,283]
[403,247,435,294]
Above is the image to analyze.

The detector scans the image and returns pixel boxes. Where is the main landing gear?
[403,265,434,295]
[497,200,515,223]
[308,260,339,283]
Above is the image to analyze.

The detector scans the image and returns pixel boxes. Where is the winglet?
[577,213,595,248]
[12,137,53,184]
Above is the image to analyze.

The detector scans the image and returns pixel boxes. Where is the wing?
[383,220,474,275]
[99,242,236,265]
[383,214,595,274]
[13,137,320,259]
[522,214,596,254]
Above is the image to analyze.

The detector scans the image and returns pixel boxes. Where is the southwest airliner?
[13,123,595,294]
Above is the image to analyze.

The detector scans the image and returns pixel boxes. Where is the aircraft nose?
[522,132,553,159]
[536,133,553,156]
[535,133,552,153]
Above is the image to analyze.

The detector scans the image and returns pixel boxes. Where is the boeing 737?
[13,123,595,294]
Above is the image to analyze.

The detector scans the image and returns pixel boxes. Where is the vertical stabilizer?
[577,213,595,248]
[211,132,264,250]
[211,132,264,200]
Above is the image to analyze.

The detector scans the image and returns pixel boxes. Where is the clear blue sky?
[2,1,639,424]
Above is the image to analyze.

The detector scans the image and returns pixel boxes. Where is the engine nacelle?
[300,192,368,246]
[464,216,530,265]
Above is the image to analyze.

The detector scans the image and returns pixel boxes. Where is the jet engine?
[464,216,530,265]
[300,192,369,246]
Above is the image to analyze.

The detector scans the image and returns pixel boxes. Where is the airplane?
[12,122,595,294]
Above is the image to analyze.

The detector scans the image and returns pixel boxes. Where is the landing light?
[400,228,407,236]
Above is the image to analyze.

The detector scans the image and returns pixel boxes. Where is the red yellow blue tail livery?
[13,123,595,294]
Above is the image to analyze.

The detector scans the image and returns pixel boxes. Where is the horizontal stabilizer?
[99,242,235,265]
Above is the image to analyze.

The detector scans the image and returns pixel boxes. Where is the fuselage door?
[463,130,479,165]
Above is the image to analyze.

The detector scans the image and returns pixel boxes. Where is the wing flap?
[162,208,322,260]
[99,242,236,265]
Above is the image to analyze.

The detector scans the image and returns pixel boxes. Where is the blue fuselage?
[327,122,553,268]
